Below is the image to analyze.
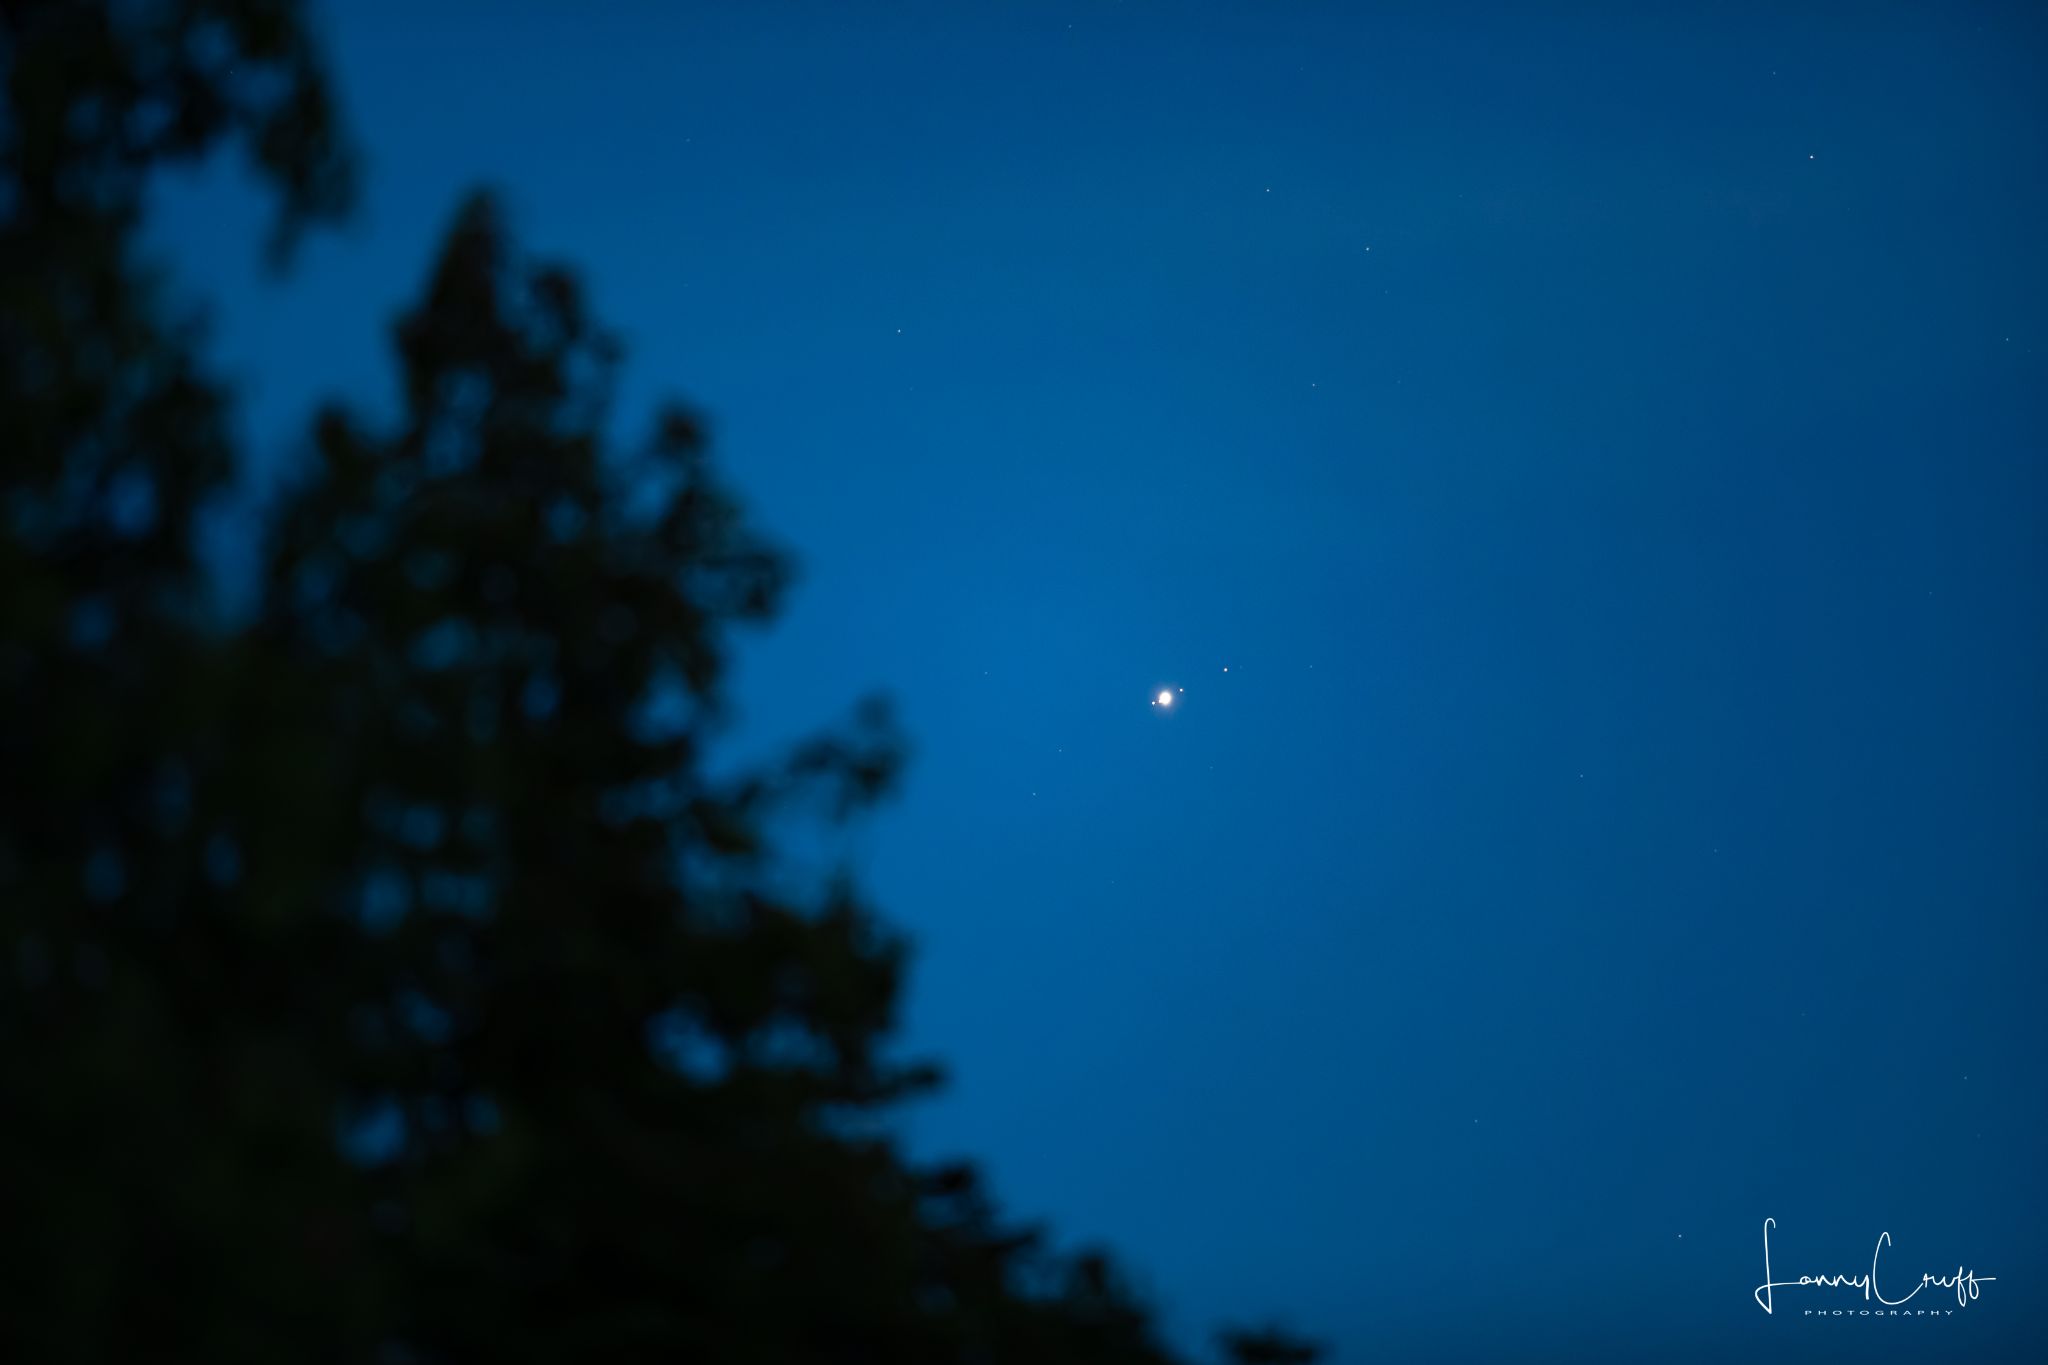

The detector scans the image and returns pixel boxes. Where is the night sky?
[150,3,2045,1359]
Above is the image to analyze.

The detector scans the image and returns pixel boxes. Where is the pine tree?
[0,4,1320,1361]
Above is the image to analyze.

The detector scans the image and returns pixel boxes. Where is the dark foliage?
[0,3,1321,1361]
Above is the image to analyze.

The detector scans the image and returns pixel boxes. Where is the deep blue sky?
[151,3,2046,1358]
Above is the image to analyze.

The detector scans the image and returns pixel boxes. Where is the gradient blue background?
[149,3,2046,1358]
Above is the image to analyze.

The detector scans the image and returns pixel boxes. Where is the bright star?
[1156,689,1174,707]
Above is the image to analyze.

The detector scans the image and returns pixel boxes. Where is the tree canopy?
[0,3,1320,1361]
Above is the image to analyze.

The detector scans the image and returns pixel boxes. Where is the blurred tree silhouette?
[1,3,1320,1362]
